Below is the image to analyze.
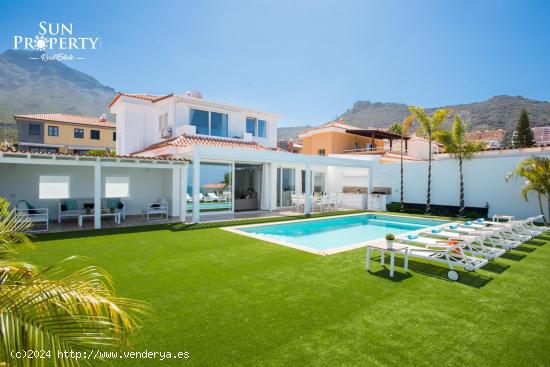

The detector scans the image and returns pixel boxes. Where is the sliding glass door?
[277,167,296,207]
[187,162,233,213]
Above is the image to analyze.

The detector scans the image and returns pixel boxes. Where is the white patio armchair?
[143,201,169,222]
[16,200,49,232]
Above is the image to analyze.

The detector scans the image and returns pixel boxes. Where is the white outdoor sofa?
[58,198,126,223]
[16,200,49,232]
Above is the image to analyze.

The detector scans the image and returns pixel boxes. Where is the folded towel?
[407,234,419,240]
[431,229,442,234]
[465,221,473,225]
[476,218,484,223]
[449,224,458,229]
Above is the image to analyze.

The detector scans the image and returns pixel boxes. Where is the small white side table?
[366,242,410,277]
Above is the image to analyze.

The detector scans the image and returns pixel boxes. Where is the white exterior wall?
[0,163,173,219]
[328,150,550,219]
[112,95,279,155]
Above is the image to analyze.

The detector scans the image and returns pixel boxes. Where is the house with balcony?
[298,118,441,162]
[14,113,116,154]
[106,92,373,224]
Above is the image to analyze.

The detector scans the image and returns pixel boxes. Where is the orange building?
[299,118,404,156]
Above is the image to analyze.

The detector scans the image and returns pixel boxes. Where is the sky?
[1,0,549,127]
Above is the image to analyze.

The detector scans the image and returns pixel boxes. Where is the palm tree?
[506,156,550,224]
[0,198,150,366]
[408,107,451,215]
[388,115,414,212]
[434,115,485,217]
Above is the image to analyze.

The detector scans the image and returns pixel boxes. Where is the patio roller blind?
[105,177,130,198]
[39,176,70,199]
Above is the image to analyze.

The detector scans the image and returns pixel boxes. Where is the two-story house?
[108,92,371,221]
[14,113,116,154]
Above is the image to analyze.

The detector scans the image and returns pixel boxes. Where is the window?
[246,118,256,136]
[258,120,266,138]
[318,149,326,156]
[190,109,229,137]
[112,131,116,141]
[354,142,360,150]
[158,113,169,136]
[211,112,228,137]
[90,130,100,140]
[39,175,70,199]
[29,124,41,136]
[74,128,84,139]
[47,126,59,136]
[190,109,209,135]
[105,176,130,198]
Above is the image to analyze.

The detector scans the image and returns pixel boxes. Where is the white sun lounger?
[392,238,488,281]
[461,220,532,242]
[480,216,548,237]
[443,223,522,250]
[414,230,506,260]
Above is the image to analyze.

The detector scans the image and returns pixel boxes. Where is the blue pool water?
[239,214,448,252]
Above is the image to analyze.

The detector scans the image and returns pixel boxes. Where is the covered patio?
[0,150,189,231]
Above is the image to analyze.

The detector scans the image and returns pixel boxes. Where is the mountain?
[277,125,312,141]
[0,49,116,142]
[340,96,550,131]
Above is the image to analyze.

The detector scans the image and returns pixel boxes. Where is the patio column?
[180,164,188,221]
[304,162,312,215]
[94,162,101,229]
[192,151,200,223]
[171,166,181,218]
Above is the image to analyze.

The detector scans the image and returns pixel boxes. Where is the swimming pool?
[226,213,448,255]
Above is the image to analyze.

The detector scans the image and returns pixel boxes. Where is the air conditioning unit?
[160,127,173,138]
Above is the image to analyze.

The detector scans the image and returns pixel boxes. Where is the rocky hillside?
[0,49,116,142]
[340,96,550,131]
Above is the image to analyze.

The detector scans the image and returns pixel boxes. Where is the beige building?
[299,119,388,156]
[14,113,116,154]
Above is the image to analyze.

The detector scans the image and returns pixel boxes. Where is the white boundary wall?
[329,149,550,219]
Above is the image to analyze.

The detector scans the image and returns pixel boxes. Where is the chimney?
[99,113,107,122]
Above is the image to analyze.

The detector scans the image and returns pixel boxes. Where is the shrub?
[387,202,401,212]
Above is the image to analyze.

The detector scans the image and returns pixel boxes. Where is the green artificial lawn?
[19,212,550,366]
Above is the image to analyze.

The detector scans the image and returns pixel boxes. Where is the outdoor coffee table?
[366,242,410,277]
[78,211,121,227]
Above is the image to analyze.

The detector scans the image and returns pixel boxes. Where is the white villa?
[0,92,374,230]
[1,90,549,232]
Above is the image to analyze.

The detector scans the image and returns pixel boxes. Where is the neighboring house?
[14,113,116,154]
[278,139,303,154]
[298,118,440,161]
[532,126,550,146]
[299,118,390,156]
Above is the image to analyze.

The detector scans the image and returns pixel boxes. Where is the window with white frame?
[246,117,256,136]
[39,176,70,199]
[158,113,169,136]
[189,109,228,137]
[257,120,267,138]
[105,176,130,198]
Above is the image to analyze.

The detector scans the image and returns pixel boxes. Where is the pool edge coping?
[222,212,451,256]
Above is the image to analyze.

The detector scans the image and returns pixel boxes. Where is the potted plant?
[385,233,395,249]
